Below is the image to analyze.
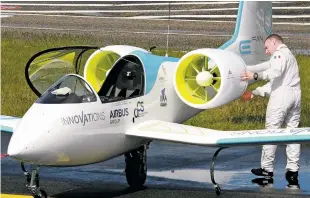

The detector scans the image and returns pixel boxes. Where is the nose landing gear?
[21,162,47,198]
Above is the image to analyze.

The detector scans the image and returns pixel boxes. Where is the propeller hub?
[196,71,213,87]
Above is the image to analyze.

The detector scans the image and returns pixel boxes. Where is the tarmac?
[2,142,310,197]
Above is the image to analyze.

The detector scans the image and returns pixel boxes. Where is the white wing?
[126,120,310,147]
[1,115,21,154]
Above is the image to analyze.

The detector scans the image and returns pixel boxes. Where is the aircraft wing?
[1,115,21,154]
[126,120,310,147]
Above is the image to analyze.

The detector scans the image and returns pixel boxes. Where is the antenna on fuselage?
[165,2,170,57]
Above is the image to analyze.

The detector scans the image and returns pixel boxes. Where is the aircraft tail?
[220,1,272,65]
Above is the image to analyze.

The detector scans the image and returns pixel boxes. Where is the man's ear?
[272,38,278,46]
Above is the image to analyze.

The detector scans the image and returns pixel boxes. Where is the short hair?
[265,34,283,43]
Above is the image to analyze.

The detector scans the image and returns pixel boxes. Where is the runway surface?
[2,142,310,197]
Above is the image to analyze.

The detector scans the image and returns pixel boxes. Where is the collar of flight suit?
[258,44,288,80]
[276,44,287,51]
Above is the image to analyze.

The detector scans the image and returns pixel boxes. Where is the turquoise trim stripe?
[0,116,20,120]
[1,126,14,133]
[0,115,20,120]
[217,135,310,146]
[264,2,273,35]
[218,1,244,50]
[131,51,179,94]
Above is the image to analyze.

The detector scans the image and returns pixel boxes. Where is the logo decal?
[160,88,167,106]
[110,108,129,124]
[227,70,234,79]
[134,101,146,118]
[61,111,105,126]
[239,40,251,55]
[252,36,264,43]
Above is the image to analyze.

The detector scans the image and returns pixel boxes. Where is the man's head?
[264,34,283,55]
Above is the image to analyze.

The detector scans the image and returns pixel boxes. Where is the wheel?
[215,186,221,196]
[125,154,147,188]
[40,189,47,198]
[33,189,47,198]
[125,147,147,189]
[125,162,146,189]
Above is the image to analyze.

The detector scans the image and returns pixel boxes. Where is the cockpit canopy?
[25,46,145,104]
[36,75,97,104]
[25,46,99,97]
[25,46,180,104]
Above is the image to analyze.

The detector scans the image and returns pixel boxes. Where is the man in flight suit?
[241,34,301,188]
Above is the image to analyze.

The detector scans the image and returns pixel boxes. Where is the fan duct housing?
[174,48,248,109]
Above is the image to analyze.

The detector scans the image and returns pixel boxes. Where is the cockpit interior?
[98,55,145,103]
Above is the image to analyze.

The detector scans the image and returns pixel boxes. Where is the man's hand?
[240,71,254,81]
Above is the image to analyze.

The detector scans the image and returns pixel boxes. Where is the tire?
[125,147,147,189]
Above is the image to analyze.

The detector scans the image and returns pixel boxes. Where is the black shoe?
[251,168,273,178]
[252,178,274,187]
[286,184,300,189]
[286,171,299,186]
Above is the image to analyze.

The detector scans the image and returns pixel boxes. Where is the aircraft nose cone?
[7,134,26,158]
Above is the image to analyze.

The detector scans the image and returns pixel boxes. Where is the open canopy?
[25,46,99,97]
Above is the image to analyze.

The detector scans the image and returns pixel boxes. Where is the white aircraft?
[1,1,310,198]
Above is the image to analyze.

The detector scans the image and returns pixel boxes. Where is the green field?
[1,30,309,130]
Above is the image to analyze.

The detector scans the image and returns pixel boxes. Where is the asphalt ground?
[2,143,310,197]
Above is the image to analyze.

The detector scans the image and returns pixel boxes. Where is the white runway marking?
[2,11,310,19]
[2,10,310,16]
[3,8,240,13]
[1,1,300,7]
[129,14,310,19]
[0,2,239,7]
[2,13,309,26]
[0,14,13,18]
[1,6,309,11]
[0,25,231,37]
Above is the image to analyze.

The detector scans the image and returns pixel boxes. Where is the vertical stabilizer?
[220,1,272,65]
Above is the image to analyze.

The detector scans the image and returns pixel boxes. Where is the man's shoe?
[286,171,299,186]
[286,184,300,189]
[252,178,274,187]
[251,168,273,178]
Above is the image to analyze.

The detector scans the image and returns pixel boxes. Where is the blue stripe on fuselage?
[130,51,179,94]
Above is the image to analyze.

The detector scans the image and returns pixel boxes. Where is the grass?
[1,30,309,130]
